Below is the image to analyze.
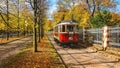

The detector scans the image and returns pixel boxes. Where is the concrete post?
[102,26,109,50]
[83,28,87,43]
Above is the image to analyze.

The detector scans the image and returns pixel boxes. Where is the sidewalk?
[0,37,32,66]
[0,36,28,45]
[0,35,32,45]
[0,37,20,45]
[1,35,65,68]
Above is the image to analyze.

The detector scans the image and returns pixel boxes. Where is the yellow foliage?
[80,12,90,28]
[52,0,117,28]
[52,3,92,28]
[70,3,91,28]
[0,23,5,30]
[44,20,52,31]
[52,12,64,26]
[110,12,120,25]
[102,0,115,7]
[64,11,71,20]
[20,0,24,2]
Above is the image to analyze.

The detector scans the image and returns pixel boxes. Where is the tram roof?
[57,20,77,25]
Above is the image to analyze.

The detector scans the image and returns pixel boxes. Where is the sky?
[47,0,58,20]
[115,0,120,12]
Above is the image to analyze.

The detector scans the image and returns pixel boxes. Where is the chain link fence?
[79,26,120,47]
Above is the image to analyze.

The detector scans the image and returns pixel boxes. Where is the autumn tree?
[81,0,115,17]
[90,10,112,28]
[110,12,120,25]
[52,0,117,28]
[0,0,33,39]
[69,3,91,28]
[52,1,92,28]
[25,0,47,52]
[52,0,73,26]
[0,0,10,40]
[6,0,9,40]
[19,4,33,36]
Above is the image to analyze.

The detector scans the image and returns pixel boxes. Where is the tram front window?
[67,25,74,32]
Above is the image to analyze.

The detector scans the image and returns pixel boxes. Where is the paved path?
[47,33,120,68]
[0,37,32,65]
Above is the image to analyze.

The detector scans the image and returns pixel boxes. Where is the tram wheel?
[63,45,67,48]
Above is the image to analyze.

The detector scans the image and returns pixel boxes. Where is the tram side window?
[60,25,62,32]
[55,26,58,32]
[62,25,65,32]
[57,26,58,32]
[54,27,56,32]
[56,26,58,32]
[75,25,79,32]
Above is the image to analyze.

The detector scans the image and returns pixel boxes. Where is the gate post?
[102,26,109,50]
[83,28,87,43]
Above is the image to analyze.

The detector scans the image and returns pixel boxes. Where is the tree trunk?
[6,0,9,40]
[41,22,44,38]
[17,0,20,37]
[33,0,37,52]
[86,0,96,17]
[38,12,41,42]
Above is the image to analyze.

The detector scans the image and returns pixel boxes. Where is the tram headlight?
[69,37,73,40]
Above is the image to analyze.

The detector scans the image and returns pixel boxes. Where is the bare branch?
[0,11,16,29]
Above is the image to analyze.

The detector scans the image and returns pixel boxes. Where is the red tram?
[53,20,79,45]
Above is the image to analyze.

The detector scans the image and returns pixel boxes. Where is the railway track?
[47,32,120,68]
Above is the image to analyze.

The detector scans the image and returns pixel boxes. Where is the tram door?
[58,26,60,40]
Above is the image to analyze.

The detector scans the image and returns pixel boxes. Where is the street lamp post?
[25,21,28,36]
